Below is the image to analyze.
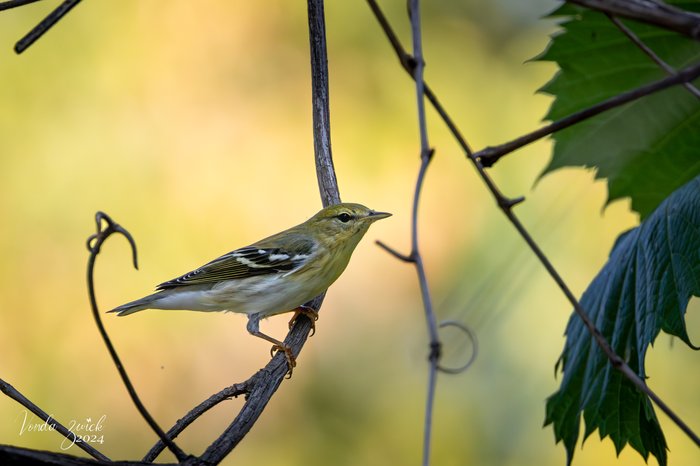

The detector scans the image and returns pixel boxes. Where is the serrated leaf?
[537,1,700,219]
[545,175,700,466]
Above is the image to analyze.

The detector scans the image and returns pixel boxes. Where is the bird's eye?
[337,212,352,223]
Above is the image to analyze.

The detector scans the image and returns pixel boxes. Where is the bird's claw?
[288,305,319,336]
[270,344,296,378]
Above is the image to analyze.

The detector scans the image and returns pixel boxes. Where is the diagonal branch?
[366,0,700,449]
[566,0,700,40]
[142,379,254,462]
[475,60,700,168]
[607,13,700,99]
[0,378,110,461]
[14,0,83,54]
[0,0,43,11]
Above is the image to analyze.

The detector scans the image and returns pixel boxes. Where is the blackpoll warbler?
[109,203,391,374]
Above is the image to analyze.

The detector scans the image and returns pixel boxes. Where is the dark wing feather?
[156,242,314,290]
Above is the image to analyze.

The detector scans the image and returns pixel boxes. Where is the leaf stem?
[607,14,700,99]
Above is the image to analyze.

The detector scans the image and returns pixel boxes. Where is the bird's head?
[306,202,391,245]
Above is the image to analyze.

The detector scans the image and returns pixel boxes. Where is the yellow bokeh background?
[0,1,697,465]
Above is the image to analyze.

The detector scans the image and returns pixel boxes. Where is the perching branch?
[146,0,342,463]
[367,0,700,450]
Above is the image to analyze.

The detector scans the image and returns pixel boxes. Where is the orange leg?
[287,305,319,336]
[247,313,296,377]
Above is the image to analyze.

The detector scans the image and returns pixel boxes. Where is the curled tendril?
[86,211,138,270]
[86,211,189,461]
[436,320,478,374]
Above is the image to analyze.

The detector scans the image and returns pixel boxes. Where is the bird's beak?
[367,210,392,221]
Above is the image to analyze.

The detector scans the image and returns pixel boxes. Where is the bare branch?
[14,0,83,54]
[0,445,117,465]
[566,0,700,40]
[476,60,700,167]
[0,0,43,12]
[308,0,341,207]
[0,378,110,461]
[148,293,321,464]
[86,212,190,462]
[197,302,319,463]
[375,240,414,262]
[142,379,254,462]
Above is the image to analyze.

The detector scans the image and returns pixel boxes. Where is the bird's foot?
[288,305,319,336]
[270,343,297,378]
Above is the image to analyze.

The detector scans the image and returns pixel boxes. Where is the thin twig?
[366,0,700,449]
[375,240,414,262]
[566,0,700,40]
[0,0,42,12]
[0,378,110,461]
[308,0,340,208]
[414,153,439,466]
[86,212,190,462]
[607,14,700,99]
[14,0,82,54]
[143,378,255,462]
[476,60,700,167]
[197,297,320,463]
[374,2,443,465]
[365,0,520,207]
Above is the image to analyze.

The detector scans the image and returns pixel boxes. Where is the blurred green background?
[0,1,697,465]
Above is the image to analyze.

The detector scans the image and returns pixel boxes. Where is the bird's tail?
[108,293,161,316]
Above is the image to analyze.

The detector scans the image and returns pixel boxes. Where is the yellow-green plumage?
[109,203,390,370]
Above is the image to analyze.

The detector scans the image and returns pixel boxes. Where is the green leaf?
[537,1,700,219]
[545,175,700,465]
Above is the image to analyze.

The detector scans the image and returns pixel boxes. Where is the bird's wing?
[156,240,316,290]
